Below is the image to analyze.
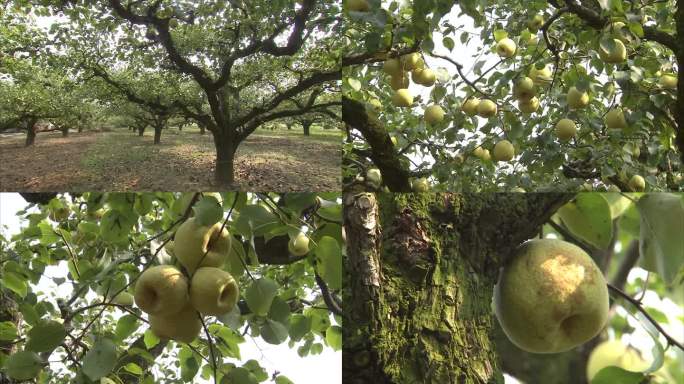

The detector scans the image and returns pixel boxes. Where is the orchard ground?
[0,126,341,191]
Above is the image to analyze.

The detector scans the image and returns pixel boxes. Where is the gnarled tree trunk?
[343,192,573,383]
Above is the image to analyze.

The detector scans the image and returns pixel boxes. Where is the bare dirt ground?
[0,128,341,192]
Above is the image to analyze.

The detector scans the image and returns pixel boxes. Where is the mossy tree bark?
[343,192,573,384]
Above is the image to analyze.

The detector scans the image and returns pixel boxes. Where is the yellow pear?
[598,39,627,63]
[368,98,383,109]
[390,136,398,146]
[496,38,517,58]
[494,239,609,353]
[518,97,540,114]
[382,58,403,77]
[392,89,413,107]
[567,86,589,109]
[605,108,627,129]
[628,175,645,192]
[477,99,498,118]
[659,73,677,89]
[474,147,491,161]
[134,265,189,316]
[493,140,515,162]
[527,14,544,32]
[189,267,239,316]
[586,340,647,381]
[461,97,480,116]
[149,302,202,343]
[345,0,370,12]
[412,178,429,192]
[555,118,577,141]
[513,77,536,100]
[288,232,310,256]
[390,72,410,90]
[401,52,422,71]
[529,64,552,85]
[412,68,436,86]
[174,218,231,274]
[603,21,630,43]
[424,105,445,125]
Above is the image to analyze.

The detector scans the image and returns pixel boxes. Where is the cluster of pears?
[134,218,239,343]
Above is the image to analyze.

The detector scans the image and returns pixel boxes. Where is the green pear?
[605,108,627,129]
[513,77,536,100]
[461,97,480,116]
[496,38,517,58]
[527,14,544,32]
[412,68,436,86]
[659,73,677,89]
[555,118,577,141]
[424,105,445,125]
[174,218,231,274]
[493,140,515,162]
[189,267,239,316]
[628,175,645,192]
[529,64,552,85]
[477,99,498,118]
[412,178,430,192]
[566,86,589,109]
[598,38,627,63]
[288,232,310,256]
[392,89,413,107]
[390,72,410,90]
[134,265,189,316]
[345,0,370,12]
[366,168,382,186]
[518,96,540,114]
[493,239,609,353]
[383,58,403,77]
[474,147,491,161]
[149,302,201,343]
[401,52,422,70]
[586,340,647,381]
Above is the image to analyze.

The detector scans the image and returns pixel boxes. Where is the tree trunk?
[343,192,573,384]
[61,126,69,137]
[153,124,162,144]
[78,126,83,133]
[200,125,206,135]
[213,133,236,186]
[25,119,37,147]
[0,291,19,384]
[138,125,145,137]
[303,121,312,136]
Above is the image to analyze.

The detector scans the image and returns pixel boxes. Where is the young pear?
[345,0,370,12]
[392,89,413,107]
[474,147,491,161]
[659,73,677,89]
[288,232,310,256]
[461,97,480,116]
[477,99,498,118]
[496,38,517,58]
[493,140,515,162]
[382,58,403,77]
[605,108,627,129]
[189,267,239,316]
[529,64,552,85]
[555,118,577,141]
[424,105,445,125]
[412,68,436,86]
[518,97,540,114]
[628,175,645,191]
[513,77,536,100]
[149,302,202,343]
[493,239,609,353]
[134,265,189,316]
[174,218,231,274]
[566,87,589,109]
[598,39,627,63]
[412,178,430,192]
[390,73,410,90]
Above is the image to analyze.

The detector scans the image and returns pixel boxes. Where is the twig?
[607,283,684,352]
[198,314,218,384]
[314,273,342,317]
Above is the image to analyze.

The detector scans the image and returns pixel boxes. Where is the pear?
[494,239,609,353]
[598,38,627,63]
[392,89,413,107]
[518,96,540,114]
[529,64,552,85]
[134,265,189,316]
[412,178,429,192]
[174,218,231,274]
[401,52,422,71]
[477,99,498,118]
[383,58,403,77]
[390,72,410,90]
[189,267,239,316]
[496,38,517,58]
[513,77,536,100]
[368,98,383,109]
[424,105,445,125]
[527,14,544,32]
[587,340,648,381]
[628,175,645,192]
[493,140,515,162]
[412,68,436,86]
[288,232,310,256]
[149,302,202,343]
[567,87,589,109]
[366,168,382,186]
[474,147,491,161]
[659,73,677,89]
[605,108,627,129]
[555,119,577,141]
[461,97,480,116]
[345,0,370,12]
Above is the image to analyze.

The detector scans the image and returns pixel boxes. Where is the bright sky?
[0,193,341,384]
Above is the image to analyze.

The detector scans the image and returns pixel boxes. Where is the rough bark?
[213,132,237,186]
[302,120,312,136]
[344,192,573,384]
[153,123,162,144]
[0,291,20,384]
[24,119,37,147]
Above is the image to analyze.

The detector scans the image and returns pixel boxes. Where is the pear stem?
[607,283,684,352]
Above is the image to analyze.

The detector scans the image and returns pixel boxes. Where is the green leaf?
[234,205,280,237]
[288,314,311,341]
[637,194,684,283]
[143,330,160,349]
[193,195,223,226]
[315,236,342,290]
[275,375,295,384]
[180,352,199,382]
[224,367,258,384]
[82,338,117,380]
[260,319,289,345]
[591,366,644,384]
[325,325,342,351]
[123,362,143,375]
[557,194,613,249]
[268,296,291,324]
[25,320,66,352]
[245,278,279,317]
[37,221,59,245]
[4,350,43,380]
[100,210,137,243]
[115,315,138,341]
[2,271,28,298]
[0,321,18,341]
